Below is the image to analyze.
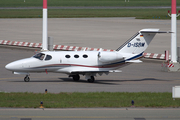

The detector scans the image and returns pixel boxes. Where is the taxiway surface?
[0,47,180,93]
[0,108,180,120]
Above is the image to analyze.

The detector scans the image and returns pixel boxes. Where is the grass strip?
[0,0,176,7]
[0,92,179,108]
[0,9,177,19]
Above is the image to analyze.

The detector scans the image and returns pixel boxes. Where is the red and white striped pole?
[42,0,48,51]
[171,0,177,62]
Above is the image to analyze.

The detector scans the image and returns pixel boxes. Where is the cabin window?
[74,55,79,58]
[83,54,88,58]
[33,53,45,60]
[45,55,52,61]
[65,55,71,58]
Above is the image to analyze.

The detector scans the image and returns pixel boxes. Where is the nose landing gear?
[24,75,30,82]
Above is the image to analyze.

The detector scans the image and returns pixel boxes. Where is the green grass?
[0,92,179,108]
[0,9,176,19]
[0,0,178,19]
[0,0,176,7]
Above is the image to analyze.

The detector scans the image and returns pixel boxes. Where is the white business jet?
[5,28,163,83]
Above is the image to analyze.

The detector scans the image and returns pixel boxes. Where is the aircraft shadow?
[10,80,62,82]
[59,78,119,85]
[9,78,119,85]
[9,77,168,85]
[59,77,168,84]
[97,78,169,82]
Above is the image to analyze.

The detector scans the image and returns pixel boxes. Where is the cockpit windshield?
[45,55,52,60]
[33,53,45,60]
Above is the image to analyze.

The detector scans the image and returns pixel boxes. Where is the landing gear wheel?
[88,76,95,83]
[24,75,30,82]
[73,74,80,81]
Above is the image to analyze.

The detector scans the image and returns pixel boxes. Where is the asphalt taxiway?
[0,108,180,120]
[0,18,180,54]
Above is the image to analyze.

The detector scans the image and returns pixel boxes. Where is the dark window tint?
[65,55,71,58]
[83,54,88,58]
[74,55,79,58]
[45,55,52,61]
[33,53,45,60]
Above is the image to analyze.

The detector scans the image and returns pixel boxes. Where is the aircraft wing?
[70,70,121,75]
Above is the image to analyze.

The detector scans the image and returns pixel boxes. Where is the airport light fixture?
[45,89,47,94]
[40,101,44,108]
[131,100,134,106]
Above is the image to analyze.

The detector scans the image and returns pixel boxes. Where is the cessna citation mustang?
[5,29,162,83]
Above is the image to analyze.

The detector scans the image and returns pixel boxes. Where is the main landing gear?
[87,76,95,83]
[69,74,95,83]
[72,74,80,81]
[70,74,95,83]
[24,75,30,82]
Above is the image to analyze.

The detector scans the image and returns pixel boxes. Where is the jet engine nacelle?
[98,52,124,63]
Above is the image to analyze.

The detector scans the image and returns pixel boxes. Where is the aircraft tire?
[73,74,80,81]
[88,76,95,83]
[24,76,30,82]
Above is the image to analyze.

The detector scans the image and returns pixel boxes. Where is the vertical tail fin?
[116,29,160,54]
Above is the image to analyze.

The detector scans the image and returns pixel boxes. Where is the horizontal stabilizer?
[140,31,172,33]
[126,59,142,63]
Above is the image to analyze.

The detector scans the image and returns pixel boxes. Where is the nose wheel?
[24,75,30,82]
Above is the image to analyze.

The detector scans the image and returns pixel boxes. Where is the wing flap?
[71,70,122,75]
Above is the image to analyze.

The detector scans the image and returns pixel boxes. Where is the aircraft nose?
[5,60,23,71]
[5,62,16,71]
[5,58,34,71]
